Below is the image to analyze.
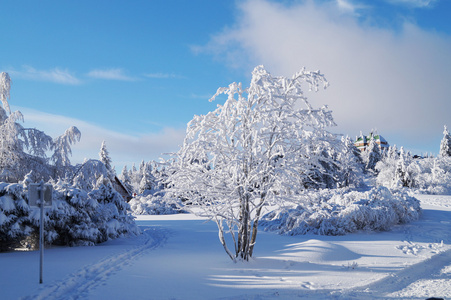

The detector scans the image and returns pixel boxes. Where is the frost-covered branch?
[52,126,81,171]
[168,65,338,261]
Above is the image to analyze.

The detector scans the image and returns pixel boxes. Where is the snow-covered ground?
[1,194,450,300]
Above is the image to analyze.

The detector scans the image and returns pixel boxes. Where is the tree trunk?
[249,196,265,257]
[216,219,236,262]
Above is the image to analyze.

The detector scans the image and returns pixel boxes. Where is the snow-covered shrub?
[129,194,185,215]
[49,180,139,246]
[89,182,139,241]
[260,187,421,236]
[0,183,32,251]
[0,179,140,250]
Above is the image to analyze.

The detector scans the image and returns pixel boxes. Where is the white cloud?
[15,106,186,170]
[335,0,367,15]
[384,0,437,8]
[7,66,80,85]
[199,0,451,154]
[87,68,136,81]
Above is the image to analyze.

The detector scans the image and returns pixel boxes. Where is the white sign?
[28,184,53,207]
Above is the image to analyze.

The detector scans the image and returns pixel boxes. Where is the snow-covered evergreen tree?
[362,136,381,172]
[119,165,133,195]
[72,159,109,191]
[99,141,115,180]
[138,162,156,195]
[0,183,32,251]
[439,125,451,157]
[0,72,11,115]
[336,136,364,188]
[168,65,335,261]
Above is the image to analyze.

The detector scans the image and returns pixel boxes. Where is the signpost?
[28,182,52,284]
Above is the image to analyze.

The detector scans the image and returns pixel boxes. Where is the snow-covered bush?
[0,179,139,250]
[49,180,139,246]
[129,194,185,215]
[0,183,32,251]
[260,187,421,236]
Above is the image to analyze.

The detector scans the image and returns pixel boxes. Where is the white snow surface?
[1,194,450,300]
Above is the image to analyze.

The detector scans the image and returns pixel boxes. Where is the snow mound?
[283,239,362,262]
[260,187,421,236]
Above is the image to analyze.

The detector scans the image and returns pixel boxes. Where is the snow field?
[0,194,449,299]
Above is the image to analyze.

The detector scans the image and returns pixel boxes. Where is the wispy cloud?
[15,106,185,169]
[87,68,136,81]
[198,0,451,154]
[7,66,81,85]
[335,0,367,15]
[384,0,437,8]
[144,72,184,79]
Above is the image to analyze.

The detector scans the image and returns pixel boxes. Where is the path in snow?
[338,194,451,299]
[20,226,169,300]
[340,248,451,299]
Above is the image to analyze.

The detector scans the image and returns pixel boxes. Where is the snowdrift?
[260,186,421,235]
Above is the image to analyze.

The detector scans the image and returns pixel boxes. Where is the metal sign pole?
[39,181,44,284]
[28,182,52,284]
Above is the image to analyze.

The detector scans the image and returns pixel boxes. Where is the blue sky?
[1,0,450,170]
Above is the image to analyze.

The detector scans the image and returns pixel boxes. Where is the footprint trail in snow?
[21,226,168,300]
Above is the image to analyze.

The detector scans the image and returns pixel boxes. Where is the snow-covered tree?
[119,165,133,195]
[0,183,32,251]
[99,141,115,180]
[51,126,81,173]
[336,136,364,188]
[439,125,451,157]
[0,72,81,181]
[168,65,335,261]
[139,162,156,195]
[362,136,381,172]
[0,72,11,115]
[72,159,109,191]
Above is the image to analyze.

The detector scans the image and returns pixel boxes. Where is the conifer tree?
[99,141,115,179]
[120,165,133,194]
[439,125,451,157]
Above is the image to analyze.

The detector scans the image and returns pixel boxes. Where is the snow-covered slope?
[0,195,450,299]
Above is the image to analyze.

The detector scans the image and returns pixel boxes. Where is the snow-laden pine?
[440,125,451,157]
[0,174,139,250]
